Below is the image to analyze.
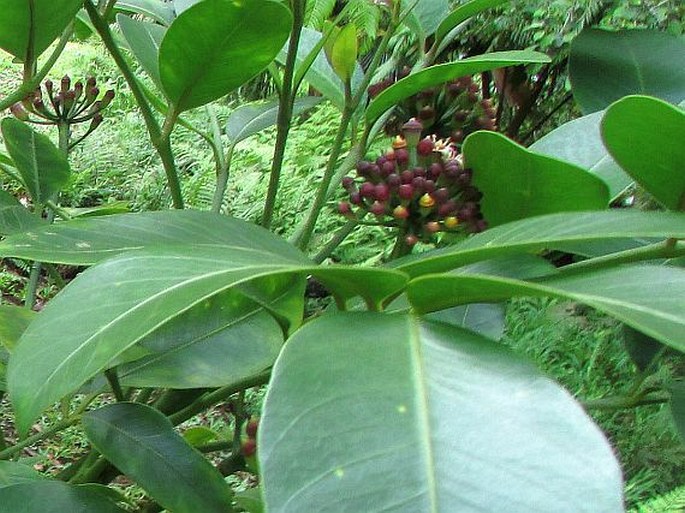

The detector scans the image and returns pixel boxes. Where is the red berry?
[417,137,434,156]
[394,148,409,165]
[338,202,352,215]
[342,176,355,190]
[434,187,450,203]
[393,205,409,219]
[428,163,443,179]
[405,234,419,247]
[425,221,440,233]
[398,184,414,200]
[380,160,395,177]
[370,201,386,216]
[350,191,362,205]
[246,417,259,439]
[400,170,414,184]
[360,182,375,198]
[241,438,257,457]
[374,183,390,202]
[387,174,401,189]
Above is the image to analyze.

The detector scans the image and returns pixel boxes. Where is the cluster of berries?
[369,71,497,147]
[10,75,115,146]
[241,417,259,458]
[338,119,487,249]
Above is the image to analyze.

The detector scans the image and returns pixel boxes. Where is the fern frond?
[305,0,337,28]
[631,485,685,513]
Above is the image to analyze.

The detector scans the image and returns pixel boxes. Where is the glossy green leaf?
[260,313,623,512]
[173,0,200,16]
[183,426,218,447]
[569,28,685,114]
[326,24,358,83]
[0,305,36,352]
[83,403,233,513]
[366,50,550,124]
[116,288,288,389]
[602,95,685,211]
[0,462,45,488]
[159,0,292,111]
[226,97,321,144]
[8,245,405,433]
[409,265,685,353]
[0,210,306,265]
[115,0,175,25]
[391,210,685,277]
[0,481,126,513]
[435,0,509,48]
[403,0,449,38]
[0,0,83,60]
[530,110,632,200]
[117,14,166,89]
[1,119,70,205]
[426,303,505,340]
[0,189,45,235]
[669,380,685,443]
[465,131,609,226]
[63,202,130,218]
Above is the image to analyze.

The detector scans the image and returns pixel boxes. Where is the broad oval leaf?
[366,50,550,125]
[0,462,45,488]
[226,97,321,144]
[0,210,307,265]
[391,210,685,277]
[1,119,70,205]
[408,264,685,353]
[435,0,509,49]
[117,14,166,90]
[0,0,83,60]
[326,24,357,83]
[530,110,632,200]
[260,312,623,512]
[601,95,685,211]
[8,244,406,433]
[159,0,292,111]
[569,28,685,114]
[83,403,233,513]
[465,131,609,226]
[0,481,127,513]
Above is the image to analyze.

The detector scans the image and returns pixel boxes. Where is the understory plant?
[0,1,683,512]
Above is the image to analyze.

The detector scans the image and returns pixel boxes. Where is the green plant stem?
[69,449,102,484]
[85,1,184,209]
[261,0,305,229]
[0,416,80,460]
[0,25,72,111]
[582,391,669,411]
[559,239,685,275]
[212,144,233,213]
[135,388,155,404]
[196,440,234,454]
[104,368,125,402]
[168,371,270,426]
[313,219,359,263]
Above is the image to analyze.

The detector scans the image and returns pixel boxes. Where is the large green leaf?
[1,119,70,205]
[225,97,321,145]
[0,481,126,513]
[0,189,45,236]
[0,306,36,353]
[8,245,406,434]
[391,210,685,276]
[159,0,292,111]
[569,28,685,114]
[602,95,685,211]
[117,14,166,90]
[434,0,509,49]
[530,111,632,200]
[408,265,685,353]
[83,403,233,513]
[0,462,45,488]
[0,210,306,265]
[466,131,609,226]
[117,287,289,389]
[403,0,449,39]
[0,0,83,60]
[366,50,550,124]
[260,312,623,512]
[115,0,175,25]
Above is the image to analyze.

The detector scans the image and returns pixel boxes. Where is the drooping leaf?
[0,189,45,235]
[8,245,406,433]
[390,210,685,277]
[530,110,632,200]
[260,312,624,512]
[434,0,509,49]
[465,131,609,226]
[602,95,685,211]
[670,380,685,443]
[366,50,550,124]
[226,97,321,144]
[0,462,45,488]
[0,210,306,265]
[159,0,292,111]
[116,287,288,389]
[0,481,127,513]
[83,403,233,513]
[0,0,83,60]
[117,14,166,89]
[325,24,358,83]
[0,305,36,353]
[408,265,685,353]
[569,28,685,114]
[0,119,70,205]
[115,0,175,25]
